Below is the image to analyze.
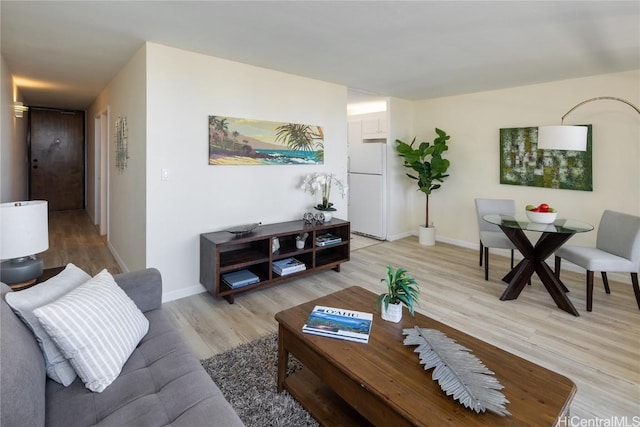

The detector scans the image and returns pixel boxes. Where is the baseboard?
[436,235,478,251]
[386,230,414,241]
[150,231,633,305]
[106,241,129,273]
[104,239,208,302]
[162,284,208,303]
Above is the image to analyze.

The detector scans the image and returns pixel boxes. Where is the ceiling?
[2,1,639,110]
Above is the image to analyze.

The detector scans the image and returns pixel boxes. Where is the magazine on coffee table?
[302,305,372,343]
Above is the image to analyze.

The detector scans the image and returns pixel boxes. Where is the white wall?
[144,43,348,301]
[88,45,148,272]
[387,97,415,240]
[409,70,640,249]
[0,56,28,203]
[87,43,637,301]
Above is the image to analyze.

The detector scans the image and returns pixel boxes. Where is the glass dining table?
[483,214,594,316]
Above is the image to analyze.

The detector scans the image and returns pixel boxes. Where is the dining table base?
[498,227,580,316]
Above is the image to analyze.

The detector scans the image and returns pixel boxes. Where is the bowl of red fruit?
[525,203,557,224]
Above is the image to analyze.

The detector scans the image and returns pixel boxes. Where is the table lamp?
[0,200,49,286]
[537,96,640,151]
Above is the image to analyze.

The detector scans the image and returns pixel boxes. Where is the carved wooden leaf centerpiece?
[403,326,510,416]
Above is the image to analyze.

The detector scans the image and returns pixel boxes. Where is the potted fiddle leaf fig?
[375,266,420,323]
[396,128,451,245]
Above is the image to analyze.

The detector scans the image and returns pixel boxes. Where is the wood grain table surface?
[276,286,576,426]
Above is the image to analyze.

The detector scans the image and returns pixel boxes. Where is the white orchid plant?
[301,172,348,212]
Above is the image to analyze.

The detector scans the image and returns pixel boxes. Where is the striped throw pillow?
[33,269,149,393]
[5,263,90,386]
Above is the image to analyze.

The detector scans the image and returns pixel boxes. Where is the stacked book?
[315,233,342,247]
[302,305,373,343]
[221,269,260,289]
[273,257,306,276]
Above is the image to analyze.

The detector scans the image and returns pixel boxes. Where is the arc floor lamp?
[537,96,640,151]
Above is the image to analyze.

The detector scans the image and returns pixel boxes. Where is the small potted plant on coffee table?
[375,266,420,323]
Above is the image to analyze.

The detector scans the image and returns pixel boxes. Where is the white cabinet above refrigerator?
[361,116,387,140]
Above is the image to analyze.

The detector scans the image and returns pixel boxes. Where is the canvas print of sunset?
[208,115,324,165]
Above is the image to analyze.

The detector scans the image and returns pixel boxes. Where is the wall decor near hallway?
[499,125,592,191]
[208,115,324,165]
[115,115,129,173]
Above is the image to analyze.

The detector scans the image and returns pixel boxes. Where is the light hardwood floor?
[42,210,122,276]
[45,210,639,422]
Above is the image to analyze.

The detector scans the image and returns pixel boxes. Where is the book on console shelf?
[272,257,306,275]
[221,269,260,289]
[302,305,372,344]
[315,233,342,247]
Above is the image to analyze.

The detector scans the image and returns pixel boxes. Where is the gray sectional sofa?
[1,268,244,426]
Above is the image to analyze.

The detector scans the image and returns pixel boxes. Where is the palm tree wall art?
[208,115,324,165]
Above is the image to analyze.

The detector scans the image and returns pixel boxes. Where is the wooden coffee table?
[275,286,575,426]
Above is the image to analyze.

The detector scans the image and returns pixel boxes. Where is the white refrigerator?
[348,137,386,240]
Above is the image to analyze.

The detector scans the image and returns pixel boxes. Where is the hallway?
[42,210,121,276]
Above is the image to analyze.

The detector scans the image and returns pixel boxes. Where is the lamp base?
[0,256,44,285]
[7,278,37,291]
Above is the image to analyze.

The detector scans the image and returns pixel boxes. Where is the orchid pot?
[301,172,348,217]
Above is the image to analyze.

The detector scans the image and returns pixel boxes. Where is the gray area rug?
[201,333,319,427]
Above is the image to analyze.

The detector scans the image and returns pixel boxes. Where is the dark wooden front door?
[29,108,85,211]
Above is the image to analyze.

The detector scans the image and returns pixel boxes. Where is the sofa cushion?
[4,263,91,385]
[45,309,243,426]
[34,269,149,393]
[1,283,47,427]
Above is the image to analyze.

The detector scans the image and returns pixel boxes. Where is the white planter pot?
[313,209,333,222]
[418,225,436,246]
[381,302,403,323]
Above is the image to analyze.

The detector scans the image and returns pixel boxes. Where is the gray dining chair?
[554,210,640,312]
[474,198,516,281]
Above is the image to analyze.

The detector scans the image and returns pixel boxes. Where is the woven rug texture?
[201,332,319,427]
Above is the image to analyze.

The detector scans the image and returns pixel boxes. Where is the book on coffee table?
[302,305,372,343]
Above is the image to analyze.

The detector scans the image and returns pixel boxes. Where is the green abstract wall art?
[499,125,592,191]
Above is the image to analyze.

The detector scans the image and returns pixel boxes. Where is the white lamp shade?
[0,200,49,260]
[537,125,588,151]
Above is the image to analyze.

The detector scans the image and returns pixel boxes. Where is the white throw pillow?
[5,263,91,385]
[33,269,149,393]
